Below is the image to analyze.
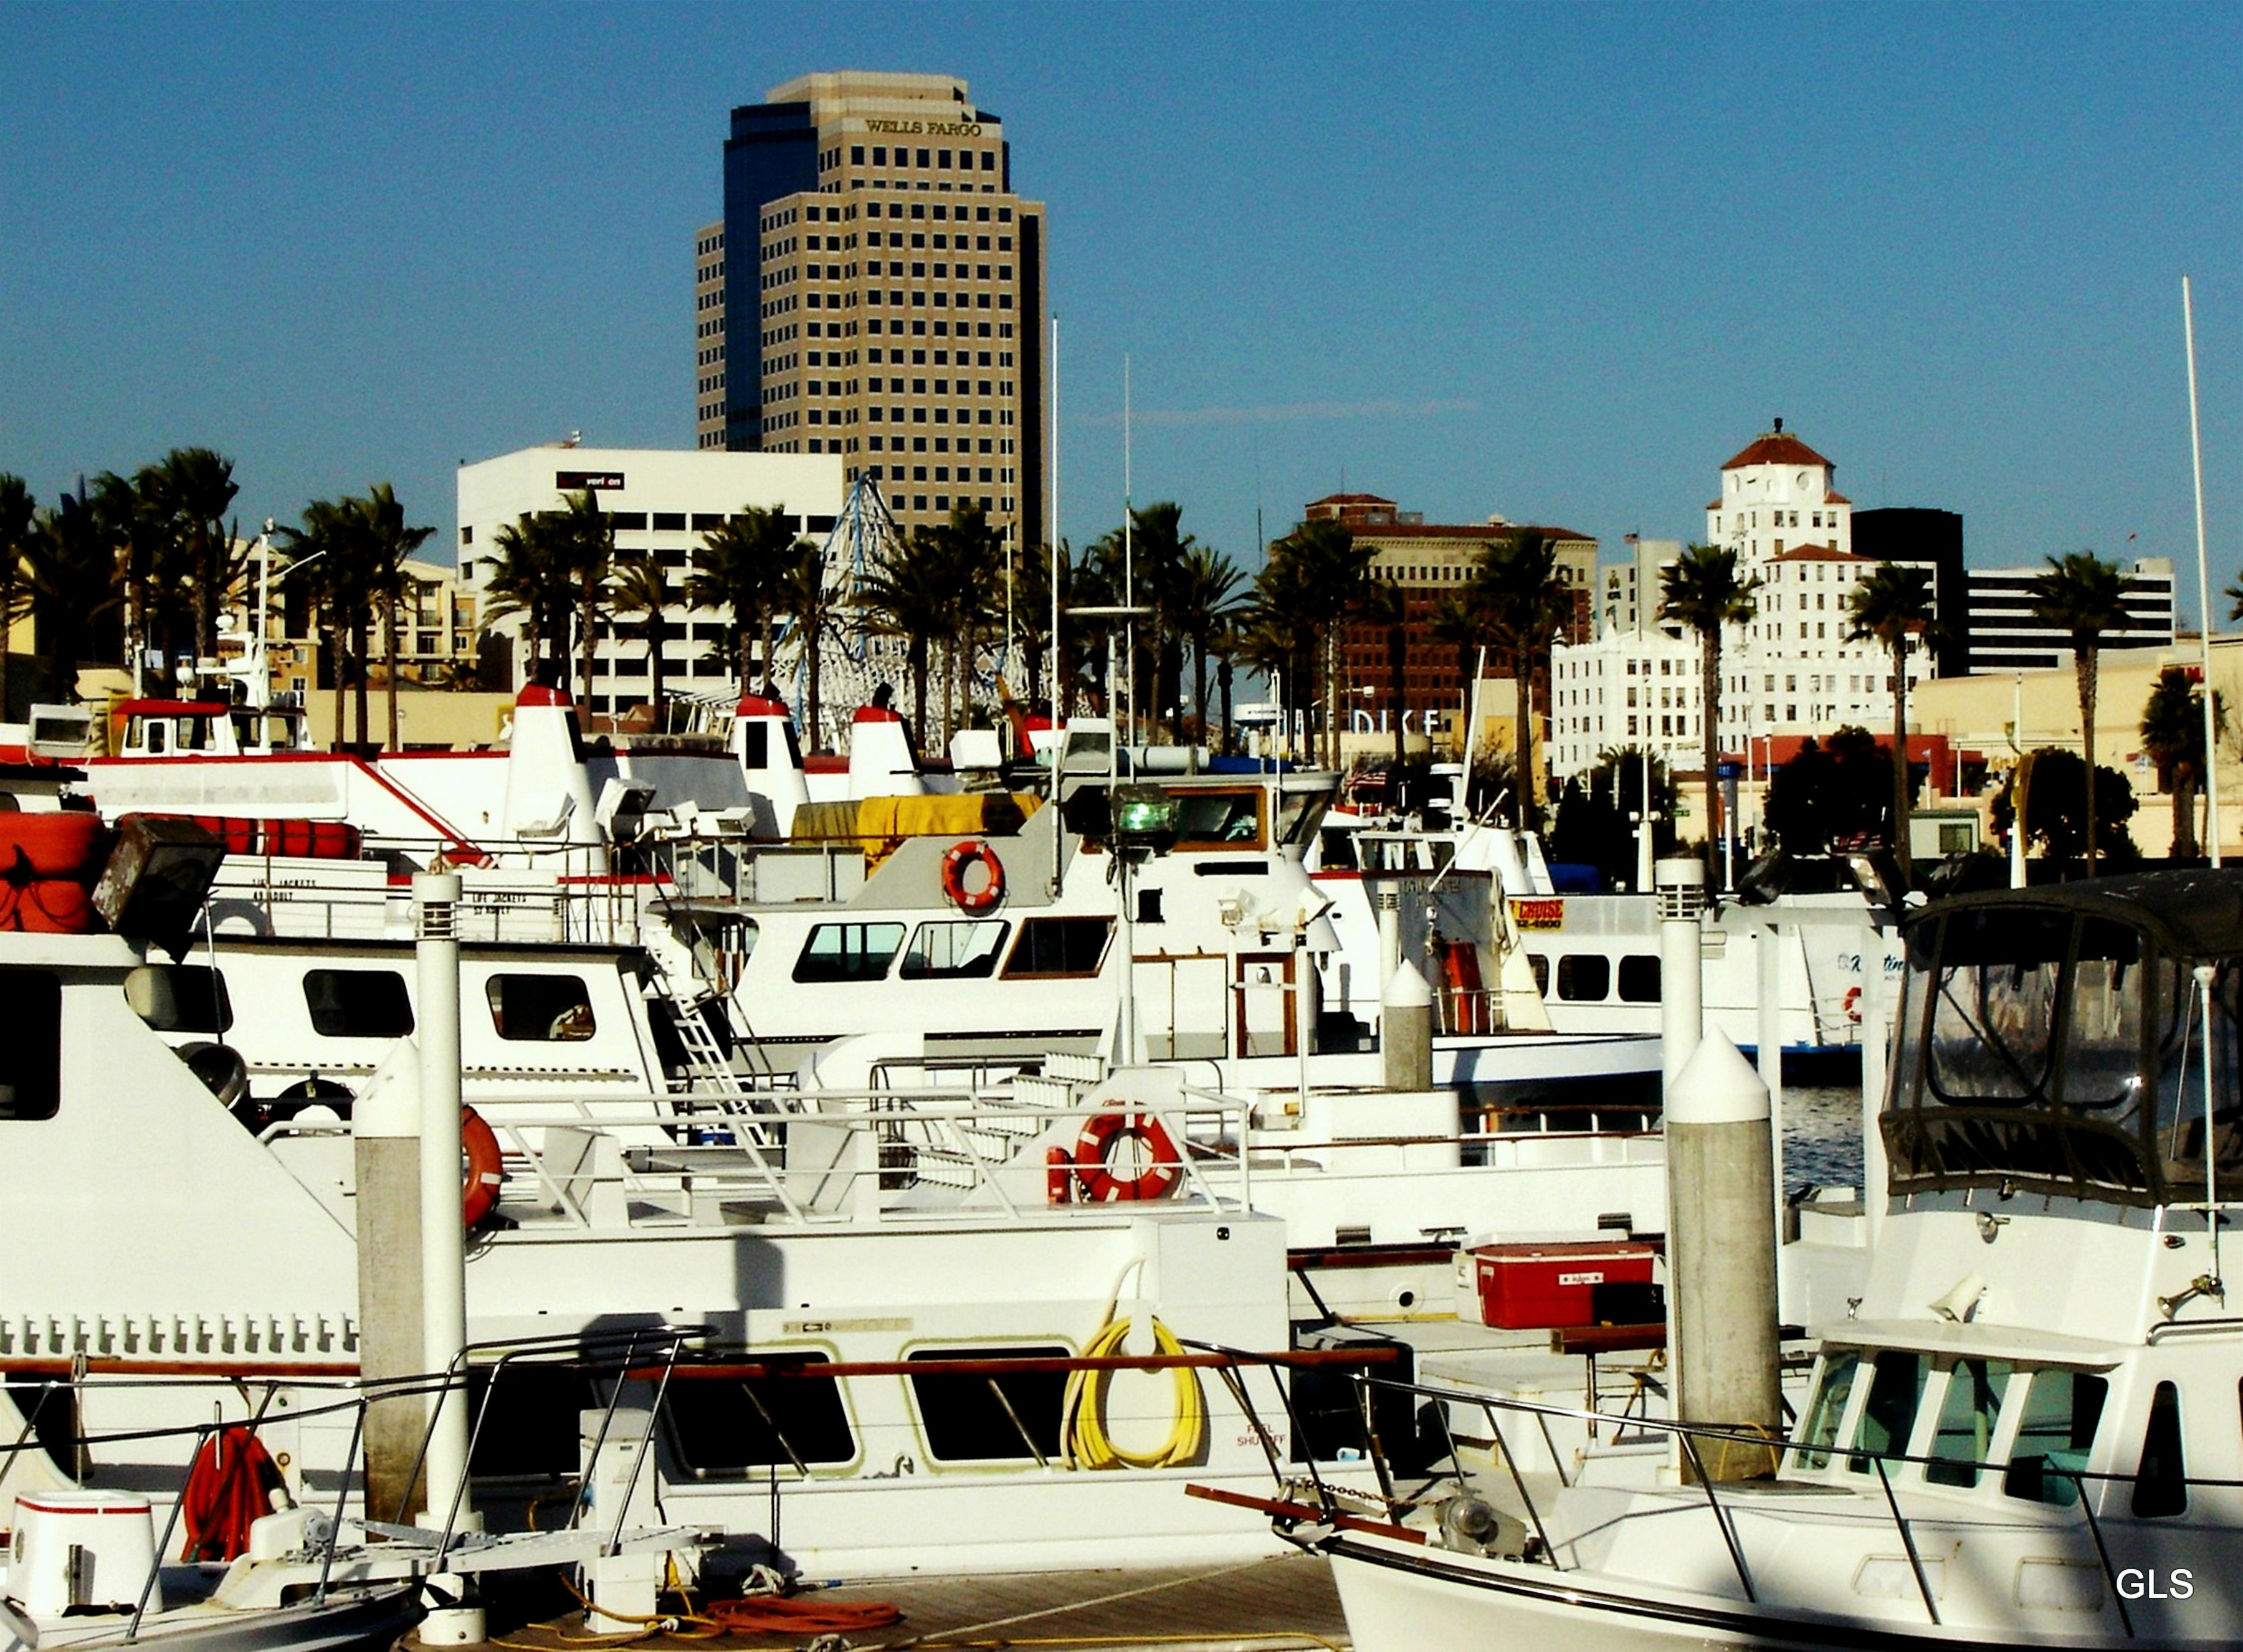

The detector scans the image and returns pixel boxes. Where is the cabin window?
[664,1354,857,1476]
[1925,1357,2011,1487]
[465,1365,601,1478]
[1849,1351,1927,1472]
[1923,909,2068,1104]
[2003,1369,2107,1505]
[303,969,414,1038]
[2060,919,2147,1111]
[1794,1349,1861,1471]
[907,1346,1067,1461]
[1556,954,1609,1003]
[2153,960,2243,1184]
[793,923,907,984]
[0,971,61,1121]
[1525,953,1550,996]
[486,974,596,1041]
[899,920,1009,980]
[1173,791,1263,849]
[1004,917,1113,979]
[1274,788,1328,847]
[1617,955,1660,1003]
[2131,1380,2188,1517]
[1319,830,1358,871]
[124,964,234,1033]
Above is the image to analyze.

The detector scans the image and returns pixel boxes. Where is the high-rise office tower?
[693,71,1048,554]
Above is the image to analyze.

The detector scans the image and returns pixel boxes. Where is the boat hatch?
[1885,875,2243,1207]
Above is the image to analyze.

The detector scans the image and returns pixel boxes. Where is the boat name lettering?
[863,119,984,138]
[2118,1569,2193,1600]
[783,1316,912,1336]
[1513,898,1566,930]
[1556,1270,1607,1287]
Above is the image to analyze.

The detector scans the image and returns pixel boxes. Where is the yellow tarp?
[791,792,1042,870]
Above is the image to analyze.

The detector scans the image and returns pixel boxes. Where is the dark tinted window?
[1617,955,1660,1003]
[1005,918,1113,978]
[485,974,595,1042]
[1526,953,1550,996]
[900,921,1009,980]
[664,1355,855,1474]
[126,964,234,1033]
[793,923,906,984]
[2132,1380,2187,1517]
[466,1365,601,1479]
[1556,954,1610,1002]
[0,972,61,1121]
[303,969,413,1038]
[908,1347,1067,1461]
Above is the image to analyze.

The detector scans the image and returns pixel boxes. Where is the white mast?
[2185,277,2221,866]
[1050,315,1064,895]
[1123,355,1135,750]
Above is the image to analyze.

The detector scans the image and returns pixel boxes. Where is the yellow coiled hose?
[1060,1316,1207,1469]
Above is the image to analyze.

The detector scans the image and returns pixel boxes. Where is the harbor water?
[1780,1083,1867,1190]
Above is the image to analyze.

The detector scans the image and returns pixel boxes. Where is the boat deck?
[458,1552,1348,1650]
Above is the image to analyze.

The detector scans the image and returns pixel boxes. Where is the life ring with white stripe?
[941,839,1006,914]
[1072,1111,1181,1202]
[462,1105,503,1228]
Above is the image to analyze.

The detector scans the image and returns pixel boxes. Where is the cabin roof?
[1913,868,2243,961]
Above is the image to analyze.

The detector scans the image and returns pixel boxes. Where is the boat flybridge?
[1218,869,2243,1650]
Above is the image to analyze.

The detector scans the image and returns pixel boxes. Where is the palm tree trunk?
[579,581,597,711]
[1515,644,1533,827]
[1388,622,1407,784]
[1890,634,1910,878]
[351,616,371,753]
[1702,631,1722,881]
[806,622,822,752]
[2079,648,2099,876]
[912,640,930,754]
[327,614,345,754]
[646,618,665,723]
[1193,642,1209,750]
[1219,657,1233,757]
[384,594,400,753]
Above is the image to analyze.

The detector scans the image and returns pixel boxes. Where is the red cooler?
[1465,1240,1658,1329]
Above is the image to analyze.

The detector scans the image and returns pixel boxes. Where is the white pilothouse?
[1229,869,2243,1649]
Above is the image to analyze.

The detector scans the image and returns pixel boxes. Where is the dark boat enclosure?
[1885,868,2243,1207]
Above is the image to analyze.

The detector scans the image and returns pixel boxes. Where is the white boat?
[1221,868,2243,1648]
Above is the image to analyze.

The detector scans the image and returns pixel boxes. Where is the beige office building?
[694,71,1049,556]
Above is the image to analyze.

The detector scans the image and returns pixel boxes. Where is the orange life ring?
[1072,1111,1181,1203]
[941,839,1006,914]
[462,1104,503,1228]
[1843,985,1863,1023]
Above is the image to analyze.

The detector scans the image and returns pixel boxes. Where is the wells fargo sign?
[864,118,984,138]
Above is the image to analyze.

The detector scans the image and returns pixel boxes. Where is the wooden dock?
[454,1551,1350,1651]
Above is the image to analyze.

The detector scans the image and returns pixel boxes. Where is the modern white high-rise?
[457,445,842,721]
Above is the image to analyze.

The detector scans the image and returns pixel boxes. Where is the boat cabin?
[112,698,309,759]
[1883,871,2243,1206]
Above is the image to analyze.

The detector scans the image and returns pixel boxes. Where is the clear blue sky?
[2,3,2237,611]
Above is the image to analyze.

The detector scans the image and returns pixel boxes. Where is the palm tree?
[147,448,242,663]
[483,511,571,686]
[2029,551,2137,875]
[857,529,955,749]
[1262,517,1376,766]
[554,490,614,705]
[1474,532,1574,826]
[1430,591,1491,758]
[1173,543,1244,744]
[0,473,33,722]
[1240,553,1321,759]
[1845,561,1938,870]
[774,539,835,749]
[18,491,120,703]
[278,498,373,751]
[355,484,434,751]
[691,503,807,696]
[1658,543,1763,877]
[606,551,673,728]
[2140,665,2217,860]
[930,503,1006,743]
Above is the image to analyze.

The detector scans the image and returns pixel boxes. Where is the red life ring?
[1072,1111,1182,1203]
[941,839,1006,914]
[462,1105,504,1228]
[1843,985,1863,1023]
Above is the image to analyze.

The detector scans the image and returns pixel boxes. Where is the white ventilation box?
[8,1491,157,1615]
